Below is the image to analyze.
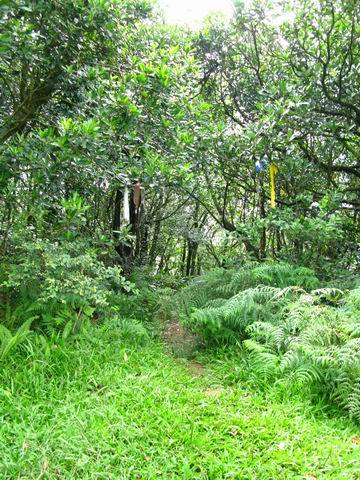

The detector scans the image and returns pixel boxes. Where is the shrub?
[0,239,135,337]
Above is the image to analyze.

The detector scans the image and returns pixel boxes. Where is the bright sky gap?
[158,0,235,26]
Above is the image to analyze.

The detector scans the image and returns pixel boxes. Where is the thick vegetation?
[162,263,360,421]
[1,327,359,479]
[0,0,359,477]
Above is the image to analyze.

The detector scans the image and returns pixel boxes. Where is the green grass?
[0,326,359,479]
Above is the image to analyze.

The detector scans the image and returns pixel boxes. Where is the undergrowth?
[161,262,360,422]
[0,239,137,358]
[0,324,359,479]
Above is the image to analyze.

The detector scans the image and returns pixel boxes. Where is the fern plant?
[164,264,360,421]
[218,262,319,297]
[158,262,318,328]
[244,287,360,421]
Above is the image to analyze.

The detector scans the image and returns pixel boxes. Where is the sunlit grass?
[0,327,359,479]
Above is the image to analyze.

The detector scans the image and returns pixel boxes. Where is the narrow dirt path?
[163,318,206,376]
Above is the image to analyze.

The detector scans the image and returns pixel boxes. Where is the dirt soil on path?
[163,319,204,375]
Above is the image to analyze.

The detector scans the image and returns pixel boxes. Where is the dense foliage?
[162,262,360,420]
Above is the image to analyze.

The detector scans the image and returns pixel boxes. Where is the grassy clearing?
[0,326,359,480]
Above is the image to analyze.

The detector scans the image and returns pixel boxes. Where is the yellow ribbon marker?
[269,163,278,209]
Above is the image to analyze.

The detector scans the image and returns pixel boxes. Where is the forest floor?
[1,325,359,480]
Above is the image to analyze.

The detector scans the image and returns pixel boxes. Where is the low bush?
[0,239,136,342]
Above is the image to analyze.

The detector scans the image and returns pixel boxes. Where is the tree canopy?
[1,0,359,278]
